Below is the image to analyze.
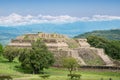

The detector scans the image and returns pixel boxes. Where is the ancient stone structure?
[8,33,68,50]
[8,32,114,66]
[76,39,90,47]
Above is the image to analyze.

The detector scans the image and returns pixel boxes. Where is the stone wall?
[38,33,66,38]
[51,48,114,66]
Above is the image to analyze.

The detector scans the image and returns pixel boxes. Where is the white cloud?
[78,15,120,21]
[90,15,120,21]
[0,13,120,26]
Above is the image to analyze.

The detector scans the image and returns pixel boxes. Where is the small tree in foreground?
[19,39,55,74]
[62,57,79,74]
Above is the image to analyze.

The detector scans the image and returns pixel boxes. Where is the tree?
[62,57,79,74]
[3,47,19,62]
[0,44,3,56]
[87,36,120,60]
[19,39,55,74]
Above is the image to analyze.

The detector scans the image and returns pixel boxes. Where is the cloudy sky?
[0,0,120,26]
[0,0,120,17]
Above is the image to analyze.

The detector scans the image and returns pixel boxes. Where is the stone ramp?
[96,48,114,66]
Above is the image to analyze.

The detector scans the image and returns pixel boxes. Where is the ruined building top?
[16,32,67,40]
[8,32,90,50]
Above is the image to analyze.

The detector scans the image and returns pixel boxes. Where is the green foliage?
[68,74,81,80]
[0,43,3,56]
[74,29,120,40]
[3,47,19,62]
[0,75,12,80]
[87,36,120,60]
[19,39,55,74]
[39,74,50,79]
[66,39,79,49]
[62,57,79,74]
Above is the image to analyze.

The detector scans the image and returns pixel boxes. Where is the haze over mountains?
[0,14,120,45]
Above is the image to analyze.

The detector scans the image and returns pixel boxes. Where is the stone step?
[70,50,87,65]
[97,49,114,66]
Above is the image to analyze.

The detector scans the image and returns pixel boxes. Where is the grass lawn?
[0,56,120,80]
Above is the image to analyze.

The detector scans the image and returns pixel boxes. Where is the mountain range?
[74,29,120,40]
[0,20,120,45]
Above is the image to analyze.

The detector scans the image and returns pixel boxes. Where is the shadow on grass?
[0,59,19,64]
[14,65,33,74]
[14,65,51,75]
[0,60,10,63]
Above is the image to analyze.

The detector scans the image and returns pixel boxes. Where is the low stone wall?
[11,39,34,43]
[80,65,120,70]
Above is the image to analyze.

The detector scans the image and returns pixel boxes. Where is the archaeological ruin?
[8,32,114,66]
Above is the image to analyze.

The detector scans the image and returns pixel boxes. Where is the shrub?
[62,57,79,74]
[0,75,12,80]
[0,43,3,56]
[39,74,50,79]
[68,74,81,80]
[3,47,19,62]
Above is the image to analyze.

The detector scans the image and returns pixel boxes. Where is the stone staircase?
[70,50,87,65]
[96,48,114,66]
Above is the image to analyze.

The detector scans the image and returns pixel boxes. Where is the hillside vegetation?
[74,29,120,40]
[74,29,120,60]
[86,36,120,60]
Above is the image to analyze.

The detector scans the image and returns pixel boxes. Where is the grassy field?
[0,56,120,80]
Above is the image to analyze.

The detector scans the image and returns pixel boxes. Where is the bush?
[0,75,12,80]
[39,74,50,79]
[68,74,81,80]
[3,47,19,62]
[62,57,79,74]
[0,43,3,56]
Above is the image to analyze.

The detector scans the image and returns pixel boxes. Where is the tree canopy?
[19,39,55,74]
[62,57,79,74]
[3,47,19,62]
[0,44,3,56]
[87,36,120,60]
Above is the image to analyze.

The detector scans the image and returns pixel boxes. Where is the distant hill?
[74,29,120,40]
[1,20,120,45]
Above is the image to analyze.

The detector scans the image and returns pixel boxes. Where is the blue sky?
[0,0,120,17]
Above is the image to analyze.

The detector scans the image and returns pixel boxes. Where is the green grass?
[66,38,79,49]
[0,56,32,78]
[0,56,120,80]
